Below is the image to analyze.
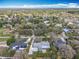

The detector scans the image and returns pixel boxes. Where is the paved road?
[0,36,10,38]
[0,56,13,59]
[28,35,35,55]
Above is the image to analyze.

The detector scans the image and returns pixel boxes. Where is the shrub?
[7,36,16,46]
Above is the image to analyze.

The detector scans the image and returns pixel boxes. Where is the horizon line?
[0,3,79,8]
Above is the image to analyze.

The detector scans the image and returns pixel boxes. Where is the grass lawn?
[0,38,8,42]
[0,34,13,36]
[0,28,13,41]
[0,28,4,33]
[0,28,13,36]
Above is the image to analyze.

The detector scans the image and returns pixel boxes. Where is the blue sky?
[0,0,79,8]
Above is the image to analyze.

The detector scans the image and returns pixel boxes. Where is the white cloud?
[67,3,79,8]
[0,3,79,8]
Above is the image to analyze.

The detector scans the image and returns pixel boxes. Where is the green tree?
[75,52,79,59]
[7,36,16,46]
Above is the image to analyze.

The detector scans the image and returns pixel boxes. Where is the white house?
[32,41,50,53]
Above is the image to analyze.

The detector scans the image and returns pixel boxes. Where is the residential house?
[10,39,28,51]
[54,37,66,49]
[63,28,70,33]
[55,24,62,27]
[32,41,50,53]
[72,29,79,34]
[44,20,50,26]
[29,37,50,55]
[69,40,79,45]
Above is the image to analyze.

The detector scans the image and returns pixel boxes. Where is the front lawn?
[0,38,8,42]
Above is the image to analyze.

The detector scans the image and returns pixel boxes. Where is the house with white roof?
[29,39,50,55]
[32,41,50,52]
